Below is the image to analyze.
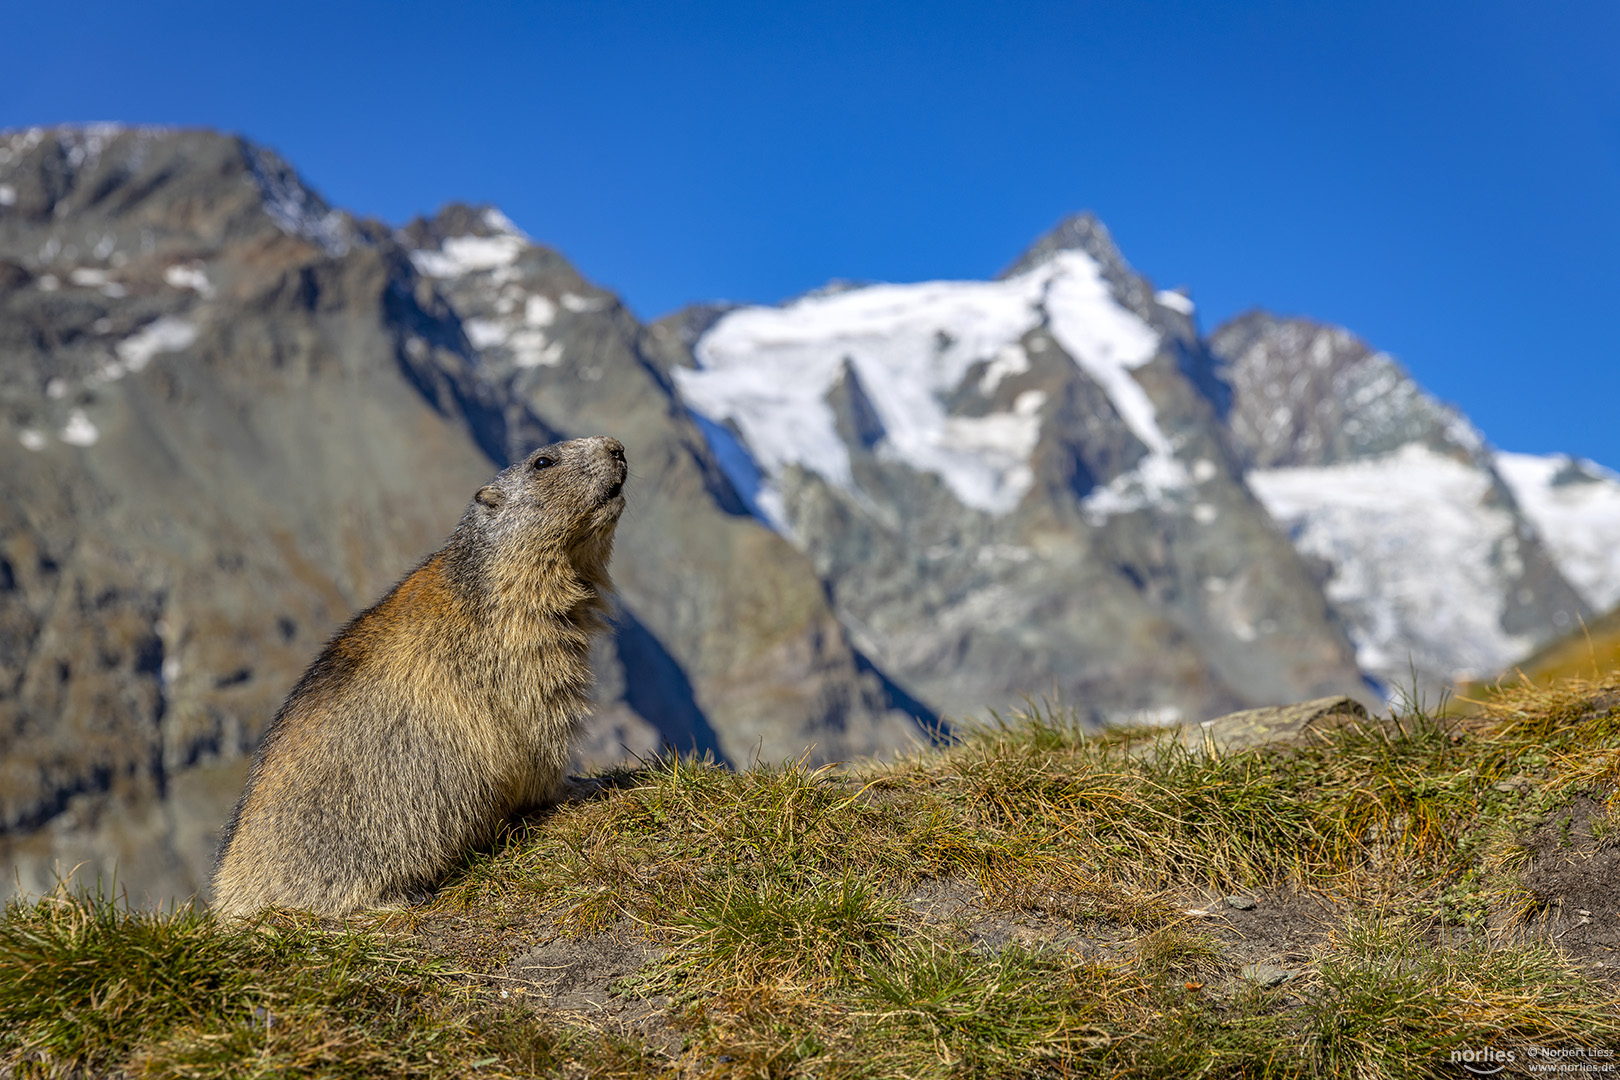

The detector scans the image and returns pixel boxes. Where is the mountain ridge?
[3,124,1616,906]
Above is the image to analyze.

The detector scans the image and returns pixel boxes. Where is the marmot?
[211,435,627,918]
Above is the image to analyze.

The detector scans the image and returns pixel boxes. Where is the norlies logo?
[1451,1046,1618,1075]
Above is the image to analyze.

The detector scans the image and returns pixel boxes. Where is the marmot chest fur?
[211,435,627,918]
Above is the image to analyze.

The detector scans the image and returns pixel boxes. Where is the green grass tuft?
[663,871,902,992]
[1305,916,1615,1078]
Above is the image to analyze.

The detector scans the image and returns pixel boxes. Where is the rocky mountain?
[0,126,503,900]
[0,126,913,903]
[1209,315,1595,695]
[663,216,1369,725]
[2,124,1612,905]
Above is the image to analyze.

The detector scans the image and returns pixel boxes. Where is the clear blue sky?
[6,1,1618,466]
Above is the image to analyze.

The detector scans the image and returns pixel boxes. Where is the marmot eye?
[531,455,555,470]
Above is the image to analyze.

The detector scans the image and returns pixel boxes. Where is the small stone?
[1181,696,1368,752]
[1225,895,1258,910]
[1240,963,1297,988]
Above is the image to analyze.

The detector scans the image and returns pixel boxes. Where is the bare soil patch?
[1516,795,1620,983]
[503,921,678,1054]
[901,876,1340,992]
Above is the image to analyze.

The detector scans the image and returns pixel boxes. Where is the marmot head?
[458,435,628,592]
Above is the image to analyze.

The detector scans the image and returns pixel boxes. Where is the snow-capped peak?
[409,233,526,278]
[674,247,1168,527]
[405,207,531,279]
[998,212,1118,280]
[478,207,527,238]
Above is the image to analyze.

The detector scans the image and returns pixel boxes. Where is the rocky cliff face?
[1209,314,1592,695]
[0,127,914,903]
[0,127,509,900]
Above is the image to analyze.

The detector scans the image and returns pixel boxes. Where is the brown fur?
[211,436,627,917]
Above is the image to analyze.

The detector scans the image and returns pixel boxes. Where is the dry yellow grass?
[5,674,1620,1078]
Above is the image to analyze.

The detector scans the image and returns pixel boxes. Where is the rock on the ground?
[1179,695,1368,752]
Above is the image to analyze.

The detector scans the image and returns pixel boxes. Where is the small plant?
[1133,924,1224,977]
[662,872,903,991]
[856,939,1116,1077]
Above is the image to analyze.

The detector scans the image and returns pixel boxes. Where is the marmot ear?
[475,485,505,510]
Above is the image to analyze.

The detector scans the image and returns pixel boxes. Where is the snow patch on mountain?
[1248,444,1537,688]
[116,317,197,373]
[1082,454,1198,525]
[163,263,213,297]
[55,316,204,390]
[479,207,525,236]
[524,295,557,327]
[462,318,508,349]
[245,146,350,256]
[59,408,99,447]
[1043,258,1165,451]
[943,389,1047,490]
[405,220,579,368]
[561,292,608,313]
[1155,289,1194,315]
[1496,451,1620,611]
[409,210,532,279]
[675,249,1168,526]
[410,234,525,278]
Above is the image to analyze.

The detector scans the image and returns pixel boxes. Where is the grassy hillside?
[4,677,1618,1079]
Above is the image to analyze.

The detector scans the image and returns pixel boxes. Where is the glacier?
[674,248,1168,526]
[1496,451,1620,612]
